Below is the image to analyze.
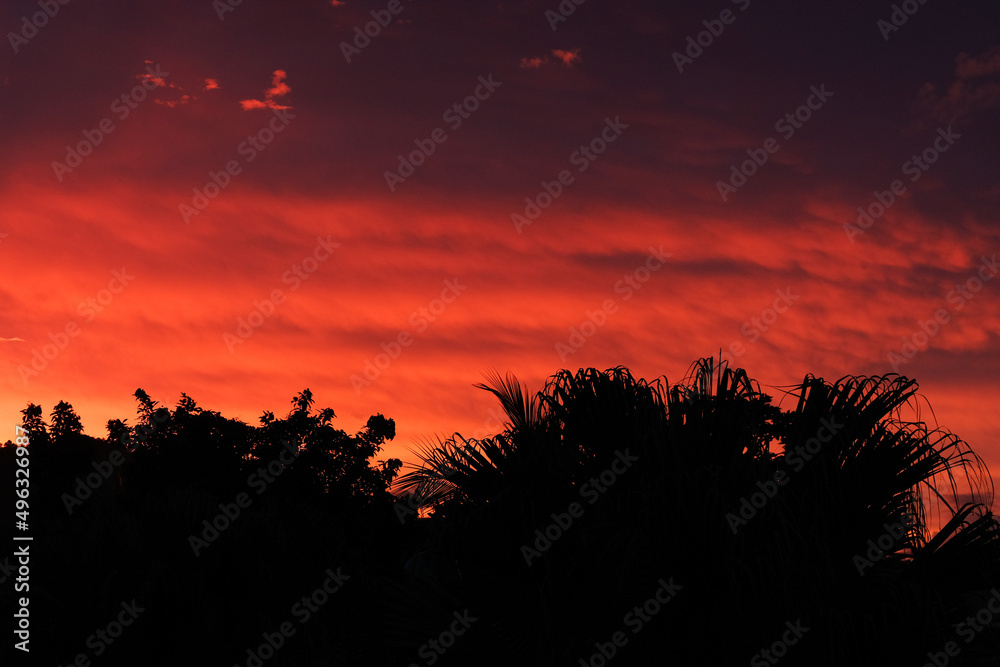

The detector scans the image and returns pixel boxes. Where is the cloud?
[552,48,581,66]
[0,337,25,342]
[139,60,169,88]
[138,59,195,107]
[156,94,194,108]
[955,46,1000,79]
[240,70,292,110]
[204,79,220,91]
[519,49,582,69]
[914,45,1000,125]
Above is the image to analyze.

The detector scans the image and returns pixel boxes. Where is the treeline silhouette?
[2,359,999,666]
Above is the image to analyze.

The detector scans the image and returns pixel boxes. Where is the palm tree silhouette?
[391,358,999,666]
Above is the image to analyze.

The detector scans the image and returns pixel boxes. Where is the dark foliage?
[2,359,998,666]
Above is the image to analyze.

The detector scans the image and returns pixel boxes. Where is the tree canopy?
[2,360,997,666]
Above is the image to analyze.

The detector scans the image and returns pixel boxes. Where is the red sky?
[2,0,999,504]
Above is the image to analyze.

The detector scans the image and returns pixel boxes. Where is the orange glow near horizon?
[3,181,999,495]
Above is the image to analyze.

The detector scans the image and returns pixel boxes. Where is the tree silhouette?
[392,359,1000,665]
[19,402,49,444]
[6,386,412,666]
[6,365,997,666]
[49,400,84,441]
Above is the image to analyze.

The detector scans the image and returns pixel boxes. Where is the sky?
[1,0,999,503]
